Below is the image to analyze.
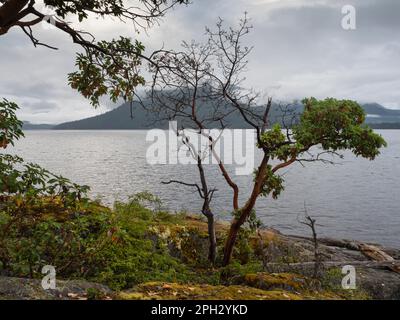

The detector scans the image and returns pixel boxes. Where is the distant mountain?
[54,100,162,130]
[54,100,297,130]
[23,121,54,130]
[54,99,400,130]
[362,103,400,124]
[363,103,400,116]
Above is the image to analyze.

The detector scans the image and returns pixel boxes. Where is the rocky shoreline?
[259,229,400,299]
[1,217,399,300]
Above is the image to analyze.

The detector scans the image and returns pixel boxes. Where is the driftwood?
[358,244,400,273]
[266,260,400,274]
[359,244,395,262]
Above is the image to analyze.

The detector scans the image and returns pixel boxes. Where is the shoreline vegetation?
[1,99,396,300]
[2,97,397,300]
[1,193,399,300]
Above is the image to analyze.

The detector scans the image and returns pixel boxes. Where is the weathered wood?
[266,260,400,272]
[359,243,395,262]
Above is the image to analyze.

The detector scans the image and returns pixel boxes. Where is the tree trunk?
[206,214,217,265]
[222,155,269,266]
[196,157,218,265]
[222,206,255,266]
[222,220,240,266]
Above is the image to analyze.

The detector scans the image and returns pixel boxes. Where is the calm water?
[4,130,400,247]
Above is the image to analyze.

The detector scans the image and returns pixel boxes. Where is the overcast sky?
[1,0,399,124]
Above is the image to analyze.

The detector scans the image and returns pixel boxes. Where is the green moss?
[118,281,345,300]
[119,282,303,300]
[220,261,264,284]
[243,273,307,291]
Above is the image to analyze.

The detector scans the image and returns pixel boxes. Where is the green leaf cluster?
[68,37,146,107]
[294,98,387,160]
[0,99,24,148]
[258,166,285,200]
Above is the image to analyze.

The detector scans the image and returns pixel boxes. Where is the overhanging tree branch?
[0,0,190,106]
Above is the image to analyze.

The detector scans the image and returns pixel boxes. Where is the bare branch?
[161,180,204,199]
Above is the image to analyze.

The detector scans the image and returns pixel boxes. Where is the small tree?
[150,15,387,266]
[161,131,218,264]
[299,203,322,279]
[149,39,220,264]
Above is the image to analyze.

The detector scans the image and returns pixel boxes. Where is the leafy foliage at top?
[68,37,146,106]
[257,98,387,201]
[294,98,387,160]
[0,0,189,107]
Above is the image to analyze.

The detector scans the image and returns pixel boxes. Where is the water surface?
[5,130,400,247]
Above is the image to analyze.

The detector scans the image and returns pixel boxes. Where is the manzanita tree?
[150,16,388,266]
[221,97,387,265]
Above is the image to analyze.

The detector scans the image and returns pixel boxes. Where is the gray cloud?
[25,101,59,114]
[1,0,399,124]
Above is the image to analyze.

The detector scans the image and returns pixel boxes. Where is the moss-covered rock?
[241,273,307,292]
[118,282,302,300]
[0,276,113,300]
[118,281,345,300]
